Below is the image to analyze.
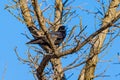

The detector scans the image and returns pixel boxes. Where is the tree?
[6,0,120,80]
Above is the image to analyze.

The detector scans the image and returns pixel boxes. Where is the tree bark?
[79,0,120,80]
[50,0,65,80]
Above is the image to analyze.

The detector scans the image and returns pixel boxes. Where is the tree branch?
[31,0,57,53]
[19,0,41,37]
[57,10,120,58]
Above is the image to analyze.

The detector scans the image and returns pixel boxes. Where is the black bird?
[26,26,66,48]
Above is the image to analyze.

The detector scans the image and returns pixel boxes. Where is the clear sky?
[0,0,120,80]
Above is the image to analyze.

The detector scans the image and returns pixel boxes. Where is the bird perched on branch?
[26,26,66,48]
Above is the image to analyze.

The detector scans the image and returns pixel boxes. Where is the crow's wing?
[50,32,63,38]
[54,32,66,45]
[54,38,64,45]
[50,26,66,45]
[26,37,48,45]
[27,26,66,47]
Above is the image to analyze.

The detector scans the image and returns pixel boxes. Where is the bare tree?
[6,0,120,80]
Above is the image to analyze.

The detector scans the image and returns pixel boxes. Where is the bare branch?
[57,10,120,58]
[2,64,7,80]
[19,0,41,37]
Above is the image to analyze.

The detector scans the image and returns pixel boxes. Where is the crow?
[26,26,66,48]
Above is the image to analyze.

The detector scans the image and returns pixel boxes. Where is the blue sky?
[0,0,120,80]
[0,1,34,80]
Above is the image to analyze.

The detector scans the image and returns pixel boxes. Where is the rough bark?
[79,0,120,80]
[19,0,41,37]
[50,0,65,80]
